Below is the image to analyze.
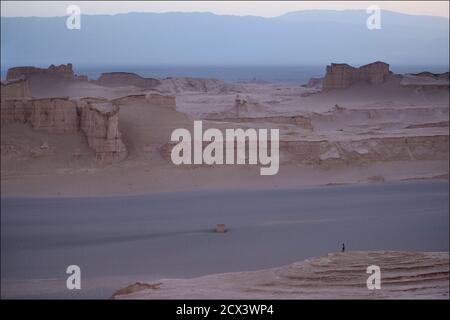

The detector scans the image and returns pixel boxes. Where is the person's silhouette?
[342,243,345,252]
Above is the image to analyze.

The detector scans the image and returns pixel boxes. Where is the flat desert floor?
[1,181,448,298]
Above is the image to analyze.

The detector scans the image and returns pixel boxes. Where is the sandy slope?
[113,251,449,299]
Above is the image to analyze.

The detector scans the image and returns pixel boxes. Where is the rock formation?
[410,71,449,80]
[1,95,128,163]
[146,93,177,109]
[305,77,323,89]
[157,77,240,94]
[95,72,161,89]
[1,77,32,100]
[322,61,391,91]
[1,65,158,164]
[234,95,247,118]
[29,97,79,133]
[232,95,269,118]
[113,251,450,299]
[279,135,449,166]
[160,134,448,167]
[1,94,79,133]
[78,101,127,163]
[1,100,33,124]
[6,63,75,81]
[400,72,449,91]
[111,93,176,109]
[1,77,33,124]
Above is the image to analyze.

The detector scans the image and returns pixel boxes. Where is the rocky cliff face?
[160,133,448,167]
[146,93,177,109]
[95,72,161,89]
[1,95,79,133]
[322,61,391,91]
[6,63,75,81]
[1,100,33,124]
[1,95,127,163]
[280,135,449,166]
[78,101,127,163]
[400,72,449,91]
[1,77,33,124]
[1,77,32,100]
[29,97,79,133]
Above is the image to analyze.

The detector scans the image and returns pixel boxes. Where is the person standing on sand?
[342,243,345,252]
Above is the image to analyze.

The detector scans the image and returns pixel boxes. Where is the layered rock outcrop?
[1,77,33,124]
[113,251,449,299]
[1,95,78,133]
[322,61,391,91]
[1,77,32,100]
[160,130,448,167]
[1,99,33,124]
[95,72,161,89]
[78,101,127,163]
[111,93,177,109]
[410,71,449,80]
[157,77,240,94]
[29,97,79,133]
[1,95,128,163]
[280,135,449,166]
[146,93,177,109]
[400,72,449,91]
[6,63,75,81]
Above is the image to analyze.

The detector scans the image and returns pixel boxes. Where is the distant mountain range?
[1,10,449,69]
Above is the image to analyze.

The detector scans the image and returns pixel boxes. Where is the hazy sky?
[1,1,449,18]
